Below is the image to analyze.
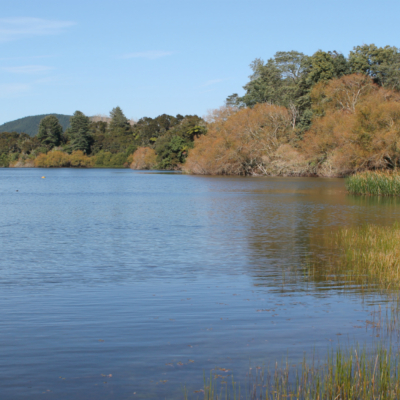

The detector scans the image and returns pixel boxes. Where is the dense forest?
[2,43,400,176]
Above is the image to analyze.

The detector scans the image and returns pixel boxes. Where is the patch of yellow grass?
[335,224,400,288]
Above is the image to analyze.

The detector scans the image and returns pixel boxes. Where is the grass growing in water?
[308,224,400,290]
[346,171,400,196]
[185,346,400,400]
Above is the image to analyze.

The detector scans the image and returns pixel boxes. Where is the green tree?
[68,111,92,153]
[349,44,400,89]
[306,51,349,86]
[155,135,191,169]
[37,115,63,149]
[109,106,130,131]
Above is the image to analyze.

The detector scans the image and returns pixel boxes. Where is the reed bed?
[322,224,400,289]
[185,346,400,400]
[346,171,400,196]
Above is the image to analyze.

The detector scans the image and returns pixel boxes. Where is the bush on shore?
[302,74,400,177]
[92,150,128,167]
[34,150,93,168]
[183,104,308,176]
[130,147,157,170]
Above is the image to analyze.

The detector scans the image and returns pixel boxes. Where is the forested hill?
[0,114,72,136]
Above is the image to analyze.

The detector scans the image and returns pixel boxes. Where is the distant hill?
[0,114,72,136]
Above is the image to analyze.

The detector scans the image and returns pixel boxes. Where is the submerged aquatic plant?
[346,171,400,196]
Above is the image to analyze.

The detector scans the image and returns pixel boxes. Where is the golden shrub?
[183,104,300,175]
[303,74,400,176]
[34,151,70,167]
[130,147,157,170]
[69,151,93,167]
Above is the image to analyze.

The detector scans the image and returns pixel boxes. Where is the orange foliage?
[303,74,400,176]
[311,74,376,115]
[130,147,157,170]
[183,104,307,175]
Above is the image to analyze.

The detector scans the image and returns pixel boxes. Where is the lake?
[1,168,400,399]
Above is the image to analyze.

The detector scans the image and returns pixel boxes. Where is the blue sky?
[1,0,399,124]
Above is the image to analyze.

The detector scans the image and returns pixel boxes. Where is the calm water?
[1,169,400,399]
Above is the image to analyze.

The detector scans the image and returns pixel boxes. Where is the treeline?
[183,44,400,176]
[3,43,400,176]
[0,107,206,169]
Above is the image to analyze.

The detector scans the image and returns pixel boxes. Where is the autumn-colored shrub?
[34,151,70,167]
[130,147,157,170]
[69,151,93,167]
[183,104,308,175]
[303,74,400,176]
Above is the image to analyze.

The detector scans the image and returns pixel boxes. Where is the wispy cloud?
[3,65,54,74]
[202,79,224,87]
[0,17,75,42]
[0,55,56,61]
[0,83,31,97]
[0,75,62,99]
[121,51,174,60]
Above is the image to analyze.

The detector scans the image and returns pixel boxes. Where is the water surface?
[1,169,400,399]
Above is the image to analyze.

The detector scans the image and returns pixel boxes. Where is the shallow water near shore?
[1,169,400,399]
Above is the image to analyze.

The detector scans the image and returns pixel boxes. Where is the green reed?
[184,345,400,400]
[346,171,400,196]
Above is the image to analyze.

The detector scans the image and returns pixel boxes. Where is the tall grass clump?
[185,346,400,400]
[307,223,400,290]
[335,224,400,289]
[346,171,400,196]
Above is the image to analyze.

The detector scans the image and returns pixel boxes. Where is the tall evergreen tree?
[109,107,130,131]
[37,115,63,149]
[69,111,92,153]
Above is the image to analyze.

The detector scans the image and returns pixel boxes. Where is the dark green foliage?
[0,114,71,137]
[349,44,400,90]
[152,115,206,169]
[0,131,41,166]
[109,106,130,131]
[306,51,349,86]
[235,52,309,109]
[132,114,182,147]
[91,129,136,154]
[37,115,63,149]
[88,108,136,155]
[93,150,127,167]
[67,111,92,154]
[155,135,191,169]
[0,153,9,167]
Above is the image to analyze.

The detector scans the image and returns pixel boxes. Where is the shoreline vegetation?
[186,345,400,400]
[346,171,400,196]
[310,223,400,291]
[2,44,400,179]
